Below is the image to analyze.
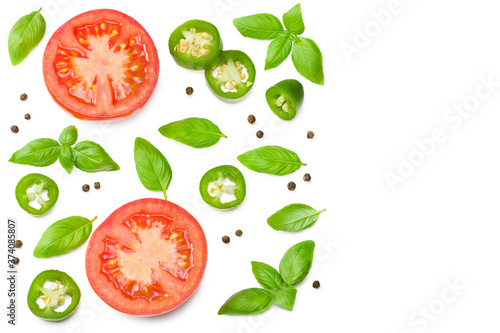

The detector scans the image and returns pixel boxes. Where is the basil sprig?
[134,137,172,200]
[34,216,96,258]
[218,240,315,315]
[233,3,324,85]
[268,203,326,232]
[158,117,227,148]
[237,145,306,175]
[8,8,46,66]
[9,125,120,174]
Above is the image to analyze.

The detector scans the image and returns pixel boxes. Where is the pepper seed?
[82,184,90,192]
[14,240,23,248]
[312,280,320,289]
[247,115,256,124]
[256,130,264,138]
[20,93,27,101]
[11,257,20,265]
[186,87,194,95]
[222,235,230,244]
[11,125,19,133]
[307,131,315,139]
[235,230,243,237]
[287,181,296,191]
[24,113,31,120]
[94,182,101,190]
[303,173,311,182]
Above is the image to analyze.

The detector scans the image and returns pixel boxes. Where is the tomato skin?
[168,20,223,70]
[42,9,159,120]
[205,50,256,103]
[265,79,304,121]
[85,198,207,316]
[15,173,59,216]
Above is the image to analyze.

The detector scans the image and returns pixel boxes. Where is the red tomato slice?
[85,199,207,316]
[42,9,159,119]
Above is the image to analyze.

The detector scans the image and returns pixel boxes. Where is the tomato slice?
[15,173,59,216]
[42,9,159,119]
[199,165,246,209]
[85,198,207,316]
[205,50,256,103]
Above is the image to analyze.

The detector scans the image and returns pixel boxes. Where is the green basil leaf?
[292,37,324,85]
[233,14,285,40]
[251,261,285,291]
[8,8,46,66]
[33,216,96,258]
[134,137,172,200]
[158,117,226,148]
[279,240,315,287]
[273,287,297,311]
[283,4,305,35]
[9,138,60,167]
[59,146,75,174]
[268,204,326,232]
[218,288,274,315]
[73,141,120,172]
[264,33,293,70]
[59,125,78,146]
[237,145,306,175]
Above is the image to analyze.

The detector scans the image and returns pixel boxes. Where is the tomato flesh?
[86,199,207,316]
[43,10,159,119]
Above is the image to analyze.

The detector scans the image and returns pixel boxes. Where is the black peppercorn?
[186,87,194,95]
[312,280,320,288]
[14,240,23,248]
[11,257,20,265]
[24,113,31,120]
[20,93,27,101]
[307,131,315,139]
[287,181,296,191]
[256,130,264,138]
[82,184,90,192]
[247,115,256,124]
[303,173,311,182]
[235,230,243,237]
[94,182,101,190]
[222,235,230,244]
[11,125,19,133]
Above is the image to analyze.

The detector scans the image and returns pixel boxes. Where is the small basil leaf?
[265,33,293,70]
[59,125,78,146]
[8,8,46,66]
[279,240,315,287]
[9,138,60,167]
[218,288,274,315]
[233,14,285,40]
[33,216,96,258]
[251,261,285,291]
[283,4,305,35]
[292,37,324,85]
[268,203,326,232]
[237,145,306,175]
[134,137,172,200]
[273,287,297,311]
[159,117,227,148]
[59,146,75,174]
[73,141,120,172]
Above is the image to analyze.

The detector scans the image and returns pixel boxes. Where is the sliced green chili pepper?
[168,19,223,70]
[15,173,59,216]
[265,79,304,121]
[199,165,246,209]
[27,270,81,321]
[205,50,256,103]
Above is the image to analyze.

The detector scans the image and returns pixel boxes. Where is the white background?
[1,0,500,332]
